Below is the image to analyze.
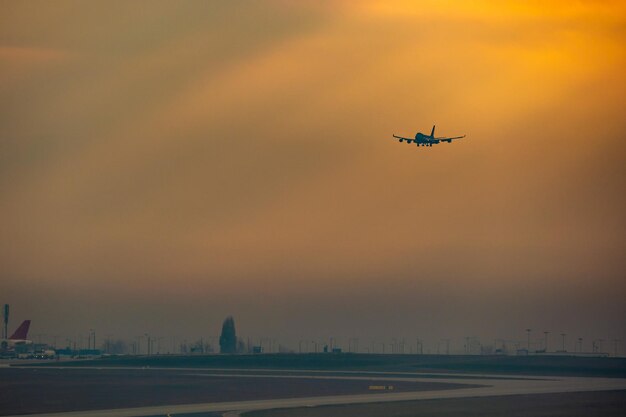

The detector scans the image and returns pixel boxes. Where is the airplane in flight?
[393,125,466,147]
[0,320,32,349]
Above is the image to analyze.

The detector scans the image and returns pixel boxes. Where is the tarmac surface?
[0,366,472,416]
[2,366,626,416]
[245,390,626,417]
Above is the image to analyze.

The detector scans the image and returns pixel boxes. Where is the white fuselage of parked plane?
[1,338,32,348]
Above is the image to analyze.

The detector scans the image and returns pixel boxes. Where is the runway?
[6,367,626,417]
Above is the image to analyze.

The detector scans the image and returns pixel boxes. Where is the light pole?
[593,339,604,354]
[526,329,531,352]
[560,333,566,352]
[544,331,549,352]
[104,334,113,354]
[441,339,450,355]
[612,339,620,357]
[156,337,164,354]
[351,337,359,353]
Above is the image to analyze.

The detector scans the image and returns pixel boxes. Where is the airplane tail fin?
[9,320,30,340]
[430,125,435,138]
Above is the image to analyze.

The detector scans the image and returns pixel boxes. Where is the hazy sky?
[2,1,625,353]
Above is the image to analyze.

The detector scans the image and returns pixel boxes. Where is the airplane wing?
[393,134,413,141]
[436,135,466,143]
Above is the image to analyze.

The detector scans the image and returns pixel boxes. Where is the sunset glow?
[1,1,624,350]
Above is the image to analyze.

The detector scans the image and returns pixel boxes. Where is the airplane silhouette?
[393,125,466,147]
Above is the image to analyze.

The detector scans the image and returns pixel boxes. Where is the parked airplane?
[1,320,32,349]
[393,125,466,147]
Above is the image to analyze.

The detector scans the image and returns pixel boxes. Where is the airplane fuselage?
[414,132,436,146]
[1,339,32,349]
[399,132,439,146]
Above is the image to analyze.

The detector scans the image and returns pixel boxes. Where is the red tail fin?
[10,320,31,340]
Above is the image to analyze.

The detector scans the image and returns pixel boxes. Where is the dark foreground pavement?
[245,390,626,417]
[0,367,469,416]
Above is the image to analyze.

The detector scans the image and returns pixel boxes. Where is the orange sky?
[1,1,625,352]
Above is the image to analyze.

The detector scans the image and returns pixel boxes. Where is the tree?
[219,316,237,354]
